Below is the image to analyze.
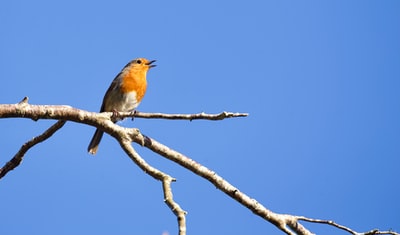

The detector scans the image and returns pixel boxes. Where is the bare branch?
[0,101,396,235]
[0,120,66,179]
[297,217,399,235]
[117,132,187,235]
[162,177,187,235]
[127,129,315,235]
[0,103,247,124]
[128,111,249,120]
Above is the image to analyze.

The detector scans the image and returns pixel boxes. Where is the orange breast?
[120,69,148,103]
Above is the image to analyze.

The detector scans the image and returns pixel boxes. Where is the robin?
[87,58,156,155]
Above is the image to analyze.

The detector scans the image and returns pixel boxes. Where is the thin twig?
[0,120,66,179]
[117,135,187,235]
[123,111,248,120]
[297,216,399,235]
[162,177,187,234]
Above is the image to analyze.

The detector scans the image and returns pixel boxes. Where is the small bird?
[88,58,156,155]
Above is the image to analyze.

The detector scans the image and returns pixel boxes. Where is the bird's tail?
[87,129,104,155]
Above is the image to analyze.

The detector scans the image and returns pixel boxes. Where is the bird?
[87,58,156,155]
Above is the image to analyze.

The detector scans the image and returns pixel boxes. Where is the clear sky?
[1,1,399,234]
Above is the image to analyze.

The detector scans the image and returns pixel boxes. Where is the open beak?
[147,60,157,68]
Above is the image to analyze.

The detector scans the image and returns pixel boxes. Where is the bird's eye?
[136,59,142,64]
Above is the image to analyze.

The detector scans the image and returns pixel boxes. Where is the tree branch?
[117,135,187,235]
[127,129,315,235]
[0,120,66,178]
[297,216,399,235]
[128,111,248,120]
[0,100,397,235]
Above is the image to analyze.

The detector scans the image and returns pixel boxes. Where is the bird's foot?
[131,110,137,121]
[111,109,122,122]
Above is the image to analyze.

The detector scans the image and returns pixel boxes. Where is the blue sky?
[1,1,399,234]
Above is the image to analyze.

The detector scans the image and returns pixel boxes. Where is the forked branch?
[0,100,397,235]
[118,135,187,235]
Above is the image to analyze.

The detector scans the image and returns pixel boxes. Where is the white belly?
[103,90,140,112]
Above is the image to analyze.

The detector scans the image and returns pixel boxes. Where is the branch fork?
[0,98,397,235]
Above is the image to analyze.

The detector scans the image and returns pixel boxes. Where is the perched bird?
[87,58,156,155]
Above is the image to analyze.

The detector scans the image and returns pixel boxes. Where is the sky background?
[1,1,399,234]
